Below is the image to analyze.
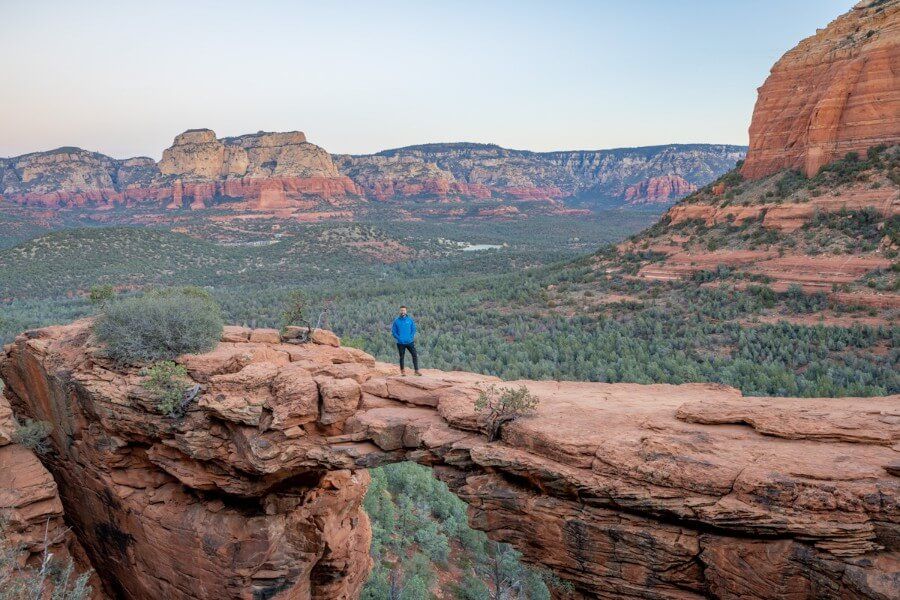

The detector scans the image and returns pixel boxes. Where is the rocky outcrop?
[158,129,344,181]
[622,174,698,205]
[665,185,899,232]
[0,385,97,591]
[741,0,900,179]
[336,143,744,206]
[1,136,744,213]
[0,130,363,212]
[2,321,897,599]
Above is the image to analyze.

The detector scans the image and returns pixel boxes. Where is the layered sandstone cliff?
[0,387,97,593]
[2,321,897,599]
[741,0,900,179]
[335,143,744,205]
[608,0,900,309]
[611,142,900,311]
[0,130,362,212]
[0,136,744,213]
[622,174,698,205]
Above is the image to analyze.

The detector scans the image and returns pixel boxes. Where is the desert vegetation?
[0,521,92,600]
[140,361,195,416]
[362,462,556,600]
[92,287,223,364]
[0,173,895,595]
[475,385,539,442]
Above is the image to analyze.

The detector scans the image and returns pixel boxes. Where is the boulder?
[310,328,340,347]
[248,327,281,344]
[316,376,362,426]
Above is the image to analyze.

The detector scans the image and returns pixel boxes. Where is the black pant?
[396,342,419,371]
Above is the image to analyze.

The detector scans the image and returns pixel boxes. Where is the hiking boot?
[414,370,422,376]
[400,369,406,376]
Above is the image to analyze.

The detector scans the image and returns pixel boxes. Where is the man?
[391,305,421,376]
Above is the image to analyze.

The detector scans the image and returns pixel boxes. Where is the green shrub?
[141,361,193,416]
[719,170,743,188]
[775,170,807,198]
[452,574,490,600]
[93,287,223,364]
[747,284,776,309]
[10,419,52,454]
[0,520,92,600]
[88,284,116,305]
[280,289,309,330]
[475,385,539,442]
[783,284,828,313]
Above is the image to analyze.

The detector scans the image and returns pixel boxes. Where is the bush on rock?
[93,287,223,364]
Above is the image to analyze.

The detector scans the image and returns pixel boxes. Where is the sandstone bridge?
[1,322,897,599]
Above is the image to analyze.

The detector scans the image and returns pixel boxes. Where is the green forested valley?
[0,202,896,598]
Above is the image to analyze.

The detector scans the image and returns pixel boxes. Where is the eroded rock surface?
[0,136,744,214]
[741,0,900,179]
[623,174,698,205]
[0,386,99,593]
[335,143,743,206]
[1,321,897,599]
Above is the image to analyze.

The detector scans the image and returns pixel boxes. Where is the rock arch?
[1,322,897,599]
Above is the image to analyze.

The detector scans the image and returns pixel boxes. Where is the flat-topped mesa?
[158,129,334,180]
[741,0,900,179]
[0,129,363,211]
[1,321,897,599]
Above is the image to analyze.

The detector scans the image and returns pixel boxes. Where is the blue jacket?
[391,315,416,344]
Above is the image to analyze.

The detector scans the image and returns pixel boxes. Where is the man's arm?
[391,318,399,341]
[411,318,416,338]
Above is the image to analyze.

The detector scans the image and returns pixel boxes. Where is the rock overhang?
[1,320,897,598]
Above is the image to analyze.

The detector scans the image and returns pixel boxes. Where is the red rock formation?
[0,387,99,594]
[2,321,897,599]
[0,130,366,216]
[334,143,745,208]
[741,0,900,179]
[666,185,899,232]
[623,174,698,204]
[2,135,745,215]
[0,395,68,564]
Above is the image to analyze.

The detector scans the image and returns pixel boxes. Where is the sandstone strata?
[666,186,899,232]
[0,386,97,591]
[623,174,698,204]
[335,143,744,205]
[1,137,744,213]
[0,130,363,212]
[741,0,900,178]
[2,321,897,599]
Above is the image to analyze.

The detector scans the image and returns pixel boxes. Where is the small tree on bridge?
[475,384,539,442]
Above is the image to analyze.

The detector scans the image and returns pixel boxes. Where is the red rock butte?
[1,321,897,599]
[741,0,900,179]
[0,133,744,214]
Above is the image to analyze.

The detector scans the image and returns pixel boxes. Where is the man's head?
[399,305,407,316]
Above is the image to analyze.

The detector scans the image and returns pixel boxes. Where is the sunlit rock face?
[2,321,897,599]
[741,0,900,179]
[0,133,744,214]
[0,130,364,212]
[334,142,744,204]
[622,174,698,204]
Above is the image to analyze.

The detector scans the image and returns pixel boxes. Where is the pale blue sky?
[0,0,851,158]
